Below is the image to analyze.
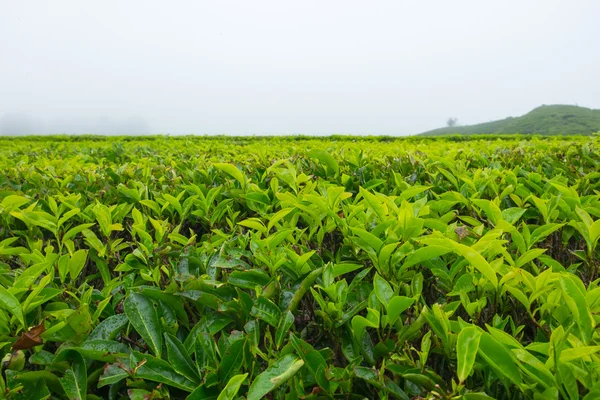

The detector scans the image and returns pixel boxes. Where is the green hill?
[420,104,600,136]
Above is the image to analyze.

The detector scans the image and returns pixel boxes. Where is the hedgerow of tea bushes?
[0,135,599,399]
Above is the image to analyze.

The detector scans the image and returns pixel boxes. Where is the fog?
[1,1,599,135]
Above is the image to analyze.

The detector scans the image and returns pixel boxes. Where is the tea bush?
[0,135,599,399]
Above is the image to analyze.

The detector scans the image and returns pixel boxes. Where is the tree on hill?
[446,117,458,127]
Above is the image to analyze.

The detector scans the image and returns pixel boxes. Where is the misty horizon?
[1,103,597,136]
[1,1,599,135]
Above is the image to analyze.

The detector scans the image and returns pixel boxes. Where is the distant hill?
[420,105,600,136]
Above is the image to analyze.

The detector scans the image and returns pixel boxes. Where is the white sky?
[1,0,599,135]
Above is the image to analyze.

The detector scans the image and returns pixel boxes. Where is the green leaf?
[57,208,80,228]
[332,263,364,278]
[422,305,450,348]
[247,354,304,400]
[351,308,379,340]
[251,296,281,327]
[228,269,271,289]
[218,337,246,383]
[186,385,219,400]
[5,370,52,400]
[275,311,295,349]
[98,363,128,388]
[529,223,564,247]
[456,327,482,383]
[179,290,221,310]
[68,340,129,362]
[515,248,546,268]
[307,149,339,176]
[0,286,25,328]
[68,250,88,281]
[399,185,431,201]
[511,349,555,389]
[359,187,388,221]
[378,242,399,271]
[477,331,522,386]
[461,394,495,400]
[290,333,330,391]
[142,287,190,326]
[58,351,86,400]
[214,163,246,188]
[472,199,503,224]
[237,218,267,234]
[501,207,526,225]
[195,331,218,371]
[454,243,498,287]
[217,373,248,400]
[82,229,106,257]
[12,259,53,289]
[400,245,453,274]
[590,219,600,245]
[63,223,95,241]
[131,351,196,392]
[88,314,129,341]
[560,274,593,344]
[164,333,201,383]
[295,250,316,272]
[0,238,28,257]
[10,210,57,234]
[267,208,294,232]
[1,195,29,210]
[373,272,394,307]
[387,296,415,325]
[163,193,183,216]
[124,293,163,357]
[286,267,323,314]
[559,346,600,363]
[351,227,383,253]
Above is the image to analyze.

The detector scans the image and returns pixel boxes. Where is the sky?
[1,1,599,135]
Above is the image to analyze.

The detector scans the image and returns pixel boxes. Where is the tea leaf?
[124,293,163,357]
[247,354,304,400]
[457,327,482,382]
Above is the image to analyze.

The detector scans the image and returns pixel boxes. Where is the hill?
[420,104,600,136]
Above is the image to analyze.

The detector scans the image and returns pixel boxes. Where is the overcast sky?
[1,1,599,135]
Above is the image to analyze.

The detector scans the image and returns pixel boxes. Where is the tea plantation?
[0,135,599,399]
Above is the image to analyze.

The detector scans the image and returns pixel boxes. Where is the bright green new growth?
[0,134,599,399]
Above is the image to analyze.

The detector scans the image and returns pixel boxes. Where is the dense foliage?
[421,105,600,136]
[1,135,600,400]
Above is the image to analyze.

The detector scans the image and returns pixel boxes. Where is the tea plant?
[0,134,599,399]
